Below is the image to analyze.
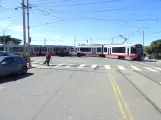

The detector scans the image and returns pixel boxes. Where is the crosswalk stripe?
[154,67,161,71]
[54,64,64,68]
[77,64,86,68]
[105,65,111,70]
[91,64,97,69]
[144,67,158,72]
[65,64,75,68]
[118,65,126,70]
[131,66,142,71]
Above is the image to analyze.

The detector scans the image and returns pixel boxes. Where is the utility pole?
[27,0,31,68]
[143,30,144,47]
[22,0,26,55]
[44,39,46,45]
[74,35,76,49]
[3,31,5,50]
[111,38,113,44]
[127,35,129,44]
[87,39,88,45]
[91,37,92,45]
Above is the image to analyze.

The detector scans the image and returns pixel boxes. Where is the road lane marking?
[91,64,97,69]
[108,71,134,120]
[159,82,161,85]
[118,66,126,70]
[108,73,127,120]
[111,73,134,120]
[131,66,142,71]
[154,67,161,71]
[65,64,75,68]
[144,67,158,72]
[77,64,85,68]
[53,64,64,68]
[105,65,111,70]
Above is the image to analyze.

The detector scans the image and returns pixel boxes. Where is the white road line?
[77,64,86,68]
[54,64,64,68]
[144,67,158,72]
[154,67,161,71]
[118,65,126,70]
[91,64,97,69]
[159,82,161,85]
[65,64,74,68]
[104,65,111,70]
[0,86,4,90]
[131,66,142,71]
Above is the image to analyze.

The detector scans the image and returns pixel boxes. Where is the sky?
[0,0,161,46]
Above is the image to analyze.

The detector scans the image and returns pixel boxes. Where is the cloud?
[32,33,47,37]
[9,25,23,32]
[0,22,23,32]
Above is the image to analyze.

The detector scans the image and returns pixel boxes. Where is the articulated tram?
[0,44,143,60]
[76,44,143,60]
[0,45,73,56]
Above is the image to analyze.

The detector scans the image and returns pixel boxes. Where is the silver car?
[0,56,28,77]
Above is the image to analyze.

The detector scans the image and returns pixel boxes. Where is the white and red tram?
[0,45,73,56]
[76,44,143,60]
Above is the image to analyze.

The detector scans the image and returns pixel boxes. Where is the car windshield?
[136,46,143,55]
[0,57,5,62]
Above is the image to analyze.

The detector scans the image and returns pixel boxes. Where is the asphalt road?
[0,56,161,120]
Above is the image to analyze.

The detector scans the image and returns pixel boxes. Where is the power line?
[34,0,121,7]
[32,0,161,13]
[30,21,62,27]
[33,6,65,21]
[31,0,76,4]
[125,0,146,24]
[0,5,23,13]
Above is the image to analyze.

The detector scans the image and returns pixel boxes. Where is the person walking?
[45,53,52,66]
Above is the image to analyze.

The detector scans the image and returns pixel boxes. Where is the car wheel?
[77,53,81,57]
[21,66,28,74]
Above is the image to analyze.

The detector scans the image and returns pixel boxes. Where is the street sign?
[29,37,31,43]
[8,41,13,48]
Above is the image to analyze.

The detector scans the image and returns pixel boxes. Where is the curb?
[27,63,42,69]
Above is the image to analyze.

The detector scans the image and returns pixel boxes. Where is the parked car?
[69,49,83,57]
[0,51,18,56]
[0,56,28,77]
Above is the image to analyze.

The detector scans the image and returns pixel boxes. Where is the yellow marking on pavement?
[111,73,134,120]
[108,71,134,120]
[108,72,127,120]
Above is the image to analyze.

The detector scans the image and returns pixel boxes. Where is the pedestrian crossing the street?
[35,63,161,73]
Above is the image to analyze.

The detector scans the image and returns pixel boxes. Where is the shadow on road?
[141,60,157,63]
[0,73,34,84]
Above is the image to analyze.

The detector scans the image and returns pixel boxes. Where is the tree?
[150,39,161,58]
[0,35,22,45]
[144,46,153,55]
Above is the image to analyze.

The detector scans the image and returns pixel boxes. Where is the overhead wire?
[125,0,146,24]
[33,6,65,21]
[31,0,77,4]
[34,0,121,7]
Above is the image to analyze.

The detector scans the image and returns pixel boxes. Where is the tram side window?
[80,48,91,52]
[97,47,102,52]
[42,47,47,52]
[53,47,57,52]
[131,47,136,54]
[0,47,3,51]
[34,47,40,52]
[104,48,107,52]
[112,47,125,53]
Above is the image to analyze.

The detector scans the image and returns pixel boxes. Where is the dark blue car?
[0,56,28,77]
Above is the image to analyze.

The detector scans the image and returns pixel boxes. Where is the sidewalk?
[27,63,42,69]
[121,70,161,113]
